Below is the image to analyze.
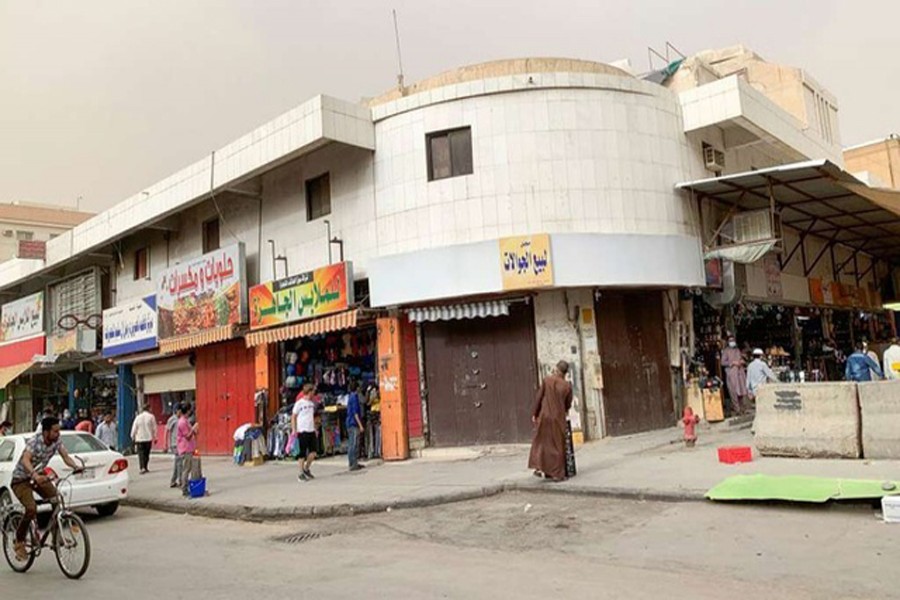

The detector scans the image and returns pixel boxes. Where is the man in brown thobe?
[528,360,573,481]
[720,335,748,415]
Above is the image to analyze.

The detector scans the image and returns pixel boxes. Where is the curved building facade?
[368,58,703,306]
[363,59,704,444]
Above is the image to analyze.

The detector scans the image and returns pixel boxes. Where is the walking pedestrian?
[291,383,318,481]
[883,337,900,381]
[176,404,200,497]
[131,403,158,474]
[528,360,573,482]
[747,348,778,399]
[845,341,884,382]
[166,409,182,488]
[720,335,749,415]
[96,411,118,450]
[165,411,179,453]
[34,407,54,434]
[75,409,94,434]
[0,420,12,436]
[346,382,365,472]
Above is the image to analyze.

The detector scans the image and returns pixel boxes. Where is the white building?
[2,49,893,451]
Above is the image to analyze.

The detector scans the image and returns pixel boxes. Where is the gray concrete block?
[753,383,860,458]
[859,381,900,459]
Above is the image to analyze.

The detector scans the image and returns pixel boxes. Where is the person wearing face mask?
[720,335,749,415]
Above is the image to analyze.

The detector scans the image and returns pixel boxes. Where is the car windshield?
[60,433,109,454]
[0,440,15,462]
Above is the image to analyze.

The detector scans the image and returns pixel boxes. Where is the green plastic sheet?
[706,474,900,503]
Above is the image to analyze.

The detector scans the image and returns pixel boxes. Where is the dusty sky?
[2,0,898,212]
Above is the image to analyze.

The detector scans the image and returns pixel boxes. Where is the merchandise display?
[268,326,381,460]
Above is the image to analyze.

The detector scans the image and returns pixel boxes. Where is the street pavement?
[1,493,894,599]
[122,424,900,519]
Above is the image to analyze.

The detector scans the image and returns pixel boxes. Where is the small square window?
[426,127,473,181]
[15,231,33,241]
[306,173,331,221]
[202,218,220,253]
[134,247,149,280]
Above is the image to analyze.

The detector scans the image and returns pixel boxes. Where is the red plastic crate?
[718,446,753,464]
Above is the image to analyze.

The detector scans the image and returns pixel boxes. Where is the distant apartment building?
[0,202,93,262]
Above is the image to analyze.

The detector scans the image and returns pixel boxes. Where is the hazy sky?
[2,0,898,212]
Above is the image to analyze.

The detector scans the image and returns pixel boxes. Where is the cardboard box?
[882,495,900,523]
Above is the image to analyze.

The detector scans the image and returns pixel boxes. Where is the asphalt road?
[0,493,895,599]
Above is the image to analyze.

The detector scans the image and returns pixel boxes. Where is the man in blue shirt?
[845,341,884,382]
[345,382,365,472]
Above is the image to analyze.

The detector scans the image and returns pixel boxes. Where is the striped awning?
[244,310,359,348]
[0,362,33,390]
[407,300,510,323]
[158,325,235,355]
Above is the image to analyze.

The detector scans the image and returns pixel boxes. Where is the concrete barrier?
[859,381,900,459]
[753,383,860,458]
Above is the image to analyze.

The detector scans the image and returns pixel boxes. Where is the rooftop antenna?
[392,9,406,93]
[648,41,686,70]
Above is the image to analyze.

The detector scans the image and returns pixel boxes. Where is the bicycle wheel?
[2,511,35,573]
[54,513,90,579]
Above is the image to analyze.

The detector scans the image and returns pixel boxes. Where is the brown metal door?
[595,290,674,436]
[423,302,537,446]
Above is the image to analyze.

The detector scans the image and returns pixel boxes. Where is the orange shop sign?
[249,262,354,330]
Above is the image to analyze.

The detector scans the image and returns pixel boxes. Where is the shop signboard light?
[102,295,158,357]
[499,234,553,291]
[249,261,353,330]
[157,243,247,340]
[0,292,44,343]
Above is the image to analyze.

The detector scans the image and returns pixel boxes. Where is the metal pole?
[324,220,333,264]
[267,240,276,280]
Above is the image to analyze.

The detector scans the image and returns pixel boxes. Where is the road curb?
[505,481,707,503]
[122,484,509,522]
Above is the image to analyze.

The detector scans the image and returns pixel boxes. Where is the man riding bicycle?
[9,417,82,562]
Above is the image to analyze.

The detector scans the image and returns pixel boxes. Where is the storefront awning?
[0,362,33,389]
[244,310,359,348]
[158,325,235,355]
[407,300,510,323]
[677,159,900,262]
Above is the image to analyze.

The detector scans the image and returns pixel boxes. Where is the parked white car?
[0,430,129,517]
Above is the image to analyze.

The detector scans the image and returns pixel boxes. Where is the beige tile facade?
[845,136,900,189]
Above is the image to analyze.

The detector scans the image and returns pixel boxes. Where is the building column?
[533,289,603,441]
[254,343,279,420]
[377,316,409,460]
[117,365,136,452]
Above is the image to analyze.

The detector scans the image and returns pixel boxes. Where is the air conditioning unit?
[704,146,726,172]
[1,230,13,238]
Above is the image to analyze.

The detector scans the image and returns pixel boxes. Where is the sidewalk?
[122,424,900,520]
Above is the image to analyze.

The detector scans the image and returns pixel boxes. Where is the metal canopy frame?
[677,159,900,284]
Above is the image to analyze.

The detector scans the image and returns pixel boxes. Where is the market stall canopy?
[0,362,33,389]
[676,159,900,262]
[159,324,235,355]
[244,309,359,348]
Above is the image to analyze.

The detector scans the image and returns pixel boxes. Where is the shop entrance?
[422,302,538,447]
[595,290,674,436]
[195,340,256,455]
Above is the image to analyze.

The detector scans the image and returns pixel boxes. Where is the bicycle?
[1,457,92,579]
